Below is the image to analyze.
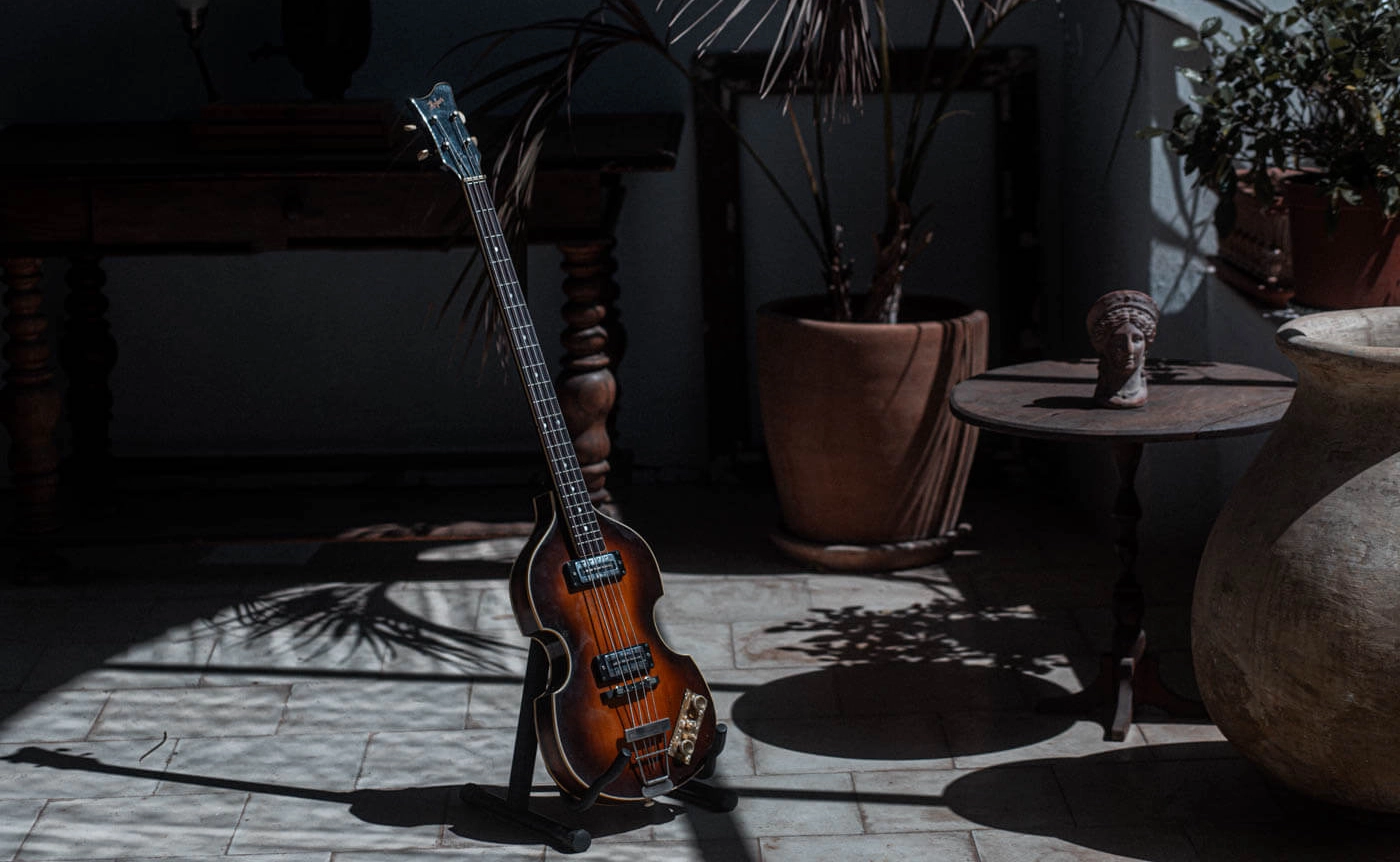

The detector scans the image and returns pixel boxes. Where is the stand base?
[462,717,735,853]
[667,778,739,813]
[460,783,591,854]
[1037,644,1206,741]
[461,776,737,855]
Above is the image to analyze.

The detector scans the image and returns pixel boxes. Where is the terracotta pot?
[1193,307,1400,813]
[1284,182,1400,309]
[755,295,988,570]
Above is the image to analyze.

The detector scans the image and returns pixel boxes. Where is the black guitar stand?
[460,641,737,854]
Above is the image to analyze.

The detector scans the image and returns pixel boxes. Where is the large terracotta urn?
[755,295,988,571]
[1193,307,1400,813]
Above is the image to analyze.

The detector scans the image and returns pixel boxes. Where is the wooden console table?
[0,112,682,551]
[950,358,1295,740]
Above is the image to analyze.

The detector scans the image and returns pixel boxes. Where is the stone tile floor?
[1,476,1396,860]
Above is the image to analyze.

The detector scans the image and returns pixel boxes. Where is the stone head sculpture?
[1086,290,1160,408]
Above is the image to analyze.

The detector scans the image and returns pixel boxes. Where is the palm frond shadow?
[762,599,1067,676]
[731,596,1081,760]
[223,583,523,674]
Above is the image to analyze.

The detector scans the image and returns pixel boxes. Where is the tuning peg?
[417,149,432,161]
[403,123,418,132]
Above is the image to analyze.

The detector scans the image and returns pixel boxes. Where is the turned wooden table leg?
[1034,441,1147,738]
[1107,440,1147,740]
[1,257,63,545]
[60,254,117,494]
[1037,441,1204,740]
[556,240,619,508]
[1109,442,1207,734]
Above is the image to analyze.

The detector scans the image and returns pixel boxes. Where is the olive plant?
[1158,0,1400,233]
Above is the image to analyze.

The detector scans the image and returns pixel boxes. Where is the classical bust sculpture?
[1086,290,1160,408]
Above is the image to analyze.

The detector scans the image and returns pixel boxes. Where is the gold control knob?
[669,688,710,765]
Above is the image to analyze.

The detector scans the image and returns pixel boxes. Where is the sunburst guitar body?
[511,492,717,802]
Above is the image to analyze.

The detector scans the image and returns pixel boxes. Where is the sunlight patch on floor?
[416,537,527,564]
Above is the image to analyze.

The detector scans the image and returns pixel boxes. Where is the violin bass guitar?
[409,83,718,803]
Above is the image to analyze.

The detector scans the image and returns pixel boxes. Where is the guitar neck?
[458,176,605,557]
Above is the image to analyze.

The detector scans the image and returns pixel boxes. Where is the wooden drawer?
[0,179,90,245]
[92,179,285,248]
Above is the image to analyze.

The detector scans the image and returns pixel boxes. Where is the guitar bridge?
[603,676,660,705]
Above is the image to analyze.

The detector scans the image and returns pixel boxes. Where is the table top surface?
[0,113,685,253]
[949,359,1296,443]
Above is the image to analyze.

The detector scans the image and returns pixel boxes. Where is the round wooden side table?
[949,358,1295,740]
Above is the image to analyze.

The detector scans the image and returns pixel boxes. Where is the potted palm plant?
[673,0,1015,570]
[1157,0,1400,309]
[444,0,1118,569]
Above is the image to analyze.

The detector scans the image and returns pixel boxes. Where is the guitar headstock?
[407,82,483,183]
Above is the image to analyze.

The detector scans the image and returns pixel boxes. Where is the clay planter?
[1193,307,1400,813]
[1284,182,1400,309]
[755,296,988,571]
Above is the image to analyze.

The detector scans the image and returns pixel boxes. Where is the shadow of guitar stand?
[462,641,738,853]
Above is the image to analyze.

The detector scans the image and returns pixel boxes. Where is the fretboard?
[460,176,605,558]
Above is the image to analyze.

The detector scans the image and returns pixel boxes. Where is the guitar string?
[440,114,669,782]
[462,192,659,743]
[459,171,668,784]
[424,113,649,747]
[466,186,666,785]
[440,124,665,786]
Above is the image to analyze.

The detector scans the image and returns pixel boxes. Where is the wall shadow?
[940,742,1400,860]
[13,741,1396,862]
[732,663,1074,759]
[0,746,705,856]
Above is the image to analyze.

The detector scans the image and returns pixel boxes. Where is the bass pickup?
[563,551,625,591]
[593,643,655,686]
[603,676,659,705]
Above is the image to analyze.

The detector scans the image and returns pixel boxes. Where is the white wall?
[1054,0,1295,554]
